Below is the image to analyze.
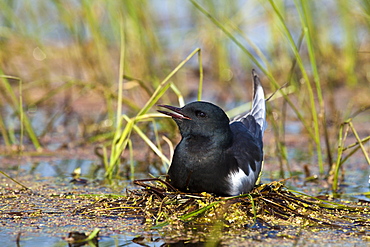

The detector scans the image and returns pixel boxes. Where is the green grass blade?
[295,0,324,173]
[137,48,201,117]
[332,120,350,191]
[197,48,203,100]
[132,123,171,166]
[0,113,11,147]
[190,0,317,145]
[106,115,134,178]
[151,200,222,229]
[269,0,323,173]
[247,194,257,224]
[116,18,125,129]
[128,139,135,181]
[349,121,370,165]
[0,75,42,151]
[169,83,185,107]
[107,48,203,177]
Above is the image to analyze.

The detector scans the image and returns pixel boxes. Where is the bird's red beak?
[157,105,192,120]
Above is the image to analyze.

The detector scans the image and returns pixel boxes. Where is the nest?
[74,179,370,240]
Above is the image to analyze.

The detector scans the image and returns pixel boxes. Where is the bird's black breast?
[167,135,237,196]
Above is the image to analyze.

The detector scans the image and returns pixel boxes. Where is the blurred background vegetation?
[0,0,369,186]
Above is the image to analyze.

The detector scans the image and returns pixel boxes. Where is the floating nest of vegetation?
[75,179,370,241]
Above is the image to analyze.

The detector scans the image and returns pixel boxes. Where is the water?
[0,229,165,247]
[24,159,100,179]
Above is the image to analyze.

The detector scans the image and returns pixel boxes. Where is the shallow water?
[0,229,165,247]
[1,156,369,246]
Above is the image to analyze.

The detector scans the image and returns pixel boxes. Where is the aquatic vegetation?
[75,179,370,242]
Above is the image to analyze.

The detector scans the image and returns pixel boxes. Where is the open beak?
[157,105,192,120]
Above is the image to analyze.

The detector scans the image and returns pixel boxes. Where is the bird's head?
[158,101,231,138]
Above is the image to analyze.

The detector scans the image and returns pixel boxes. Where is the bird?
[158,70,266,196]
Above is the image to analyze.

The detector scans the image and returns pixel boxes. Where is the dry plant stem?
[128,139,134,181]
[348,121,370,165]
[342,136,370,152]
[332,120,350,192]
[0,170,29,190]
[331,119,370,191]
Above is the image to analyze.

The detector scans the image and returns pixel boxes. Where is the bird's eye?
[195,110,207,118]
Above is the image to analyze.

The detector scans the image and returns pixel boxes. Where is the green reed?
[332,118,370,192]
[191,0,325,173]
[0,0,368,191]
[190,0,370,184]
[0,73,41,151]
[105,47,204,179]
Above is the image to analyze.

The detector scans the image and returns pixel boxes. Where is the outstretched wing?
[231,69,267,137]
